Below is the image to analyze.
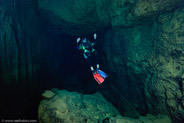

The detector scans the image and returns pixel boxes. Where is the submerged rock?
[38,89,171,123]
[41,90,55,100]
[38,89,119,122]
[107,114,171,123]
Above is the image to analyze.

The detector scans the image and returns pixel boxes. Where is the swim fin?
[92,71,105,84]
[96,69,108,78]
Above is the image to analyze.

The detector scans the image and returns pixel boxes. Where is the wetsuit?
[78,40,99,67]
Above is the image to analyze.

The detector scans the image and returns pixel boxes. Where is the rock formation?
[38,0,183,35]
[0,0,44,85]
[38,89,171,123]
[42,90,55,99]
[102,6,184,122]
[38,0,111,35]
[38,89,120,122]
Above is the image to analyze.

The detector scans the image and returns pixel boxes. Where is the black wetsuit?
[78,40,99,67]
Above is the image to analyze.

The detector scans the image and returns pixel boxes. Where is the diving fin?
[92,71,105,84]
[96,69,108,78]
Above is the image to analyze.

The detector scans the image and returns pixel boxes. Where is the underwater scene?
[0,0,184,123]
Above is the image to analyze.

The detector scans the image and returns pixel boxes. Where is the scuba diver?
[76,33,108,84]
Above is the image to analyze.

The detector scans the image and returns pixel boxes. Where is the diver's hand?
[94,33,97,40]
[77,38,81,43]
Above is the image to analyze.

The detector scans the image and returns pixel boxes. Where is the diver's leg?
[93,50,108,78]
[86,54,95,72]
[94,50,100,69]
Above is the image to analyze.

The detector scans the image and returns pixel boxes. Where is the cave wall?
[103,23,155,115]
[0,0,47,116]
[0,0,44,87]
[103,7,184,122]
[149,7,184,120]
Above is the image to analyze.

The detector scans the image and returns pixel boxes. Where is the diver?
[76,33,108,84]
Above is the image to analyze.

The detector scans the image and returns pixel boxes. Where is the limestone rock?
[148,7,184,122]
[38,0,111,35]
[41,90,55,99]
[103,6,184,123]
[38,0,184,35]
[38,89,171,123]
[38,89,120,123]
[107,114,171,123]
[0,0,44,84]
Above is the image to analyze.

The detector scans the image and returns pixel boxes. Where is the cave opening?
[0,25,104,119]
[36,28,100,92]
